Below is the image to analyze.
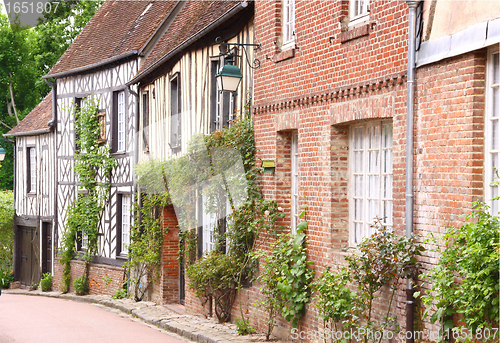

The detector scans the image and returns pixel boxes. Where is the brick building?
[218,0,499,341]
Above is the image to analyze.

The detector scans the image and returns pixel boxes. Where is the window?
[116,194,131,256]
[117,92,125,151]
[170,73,181,149]
[201,192,217,254]
[142,91,149,151]
[291,132,299,233]
[27,147,36,193]
[210,60,236,132]
[112,91,126,153]
[349,121,393,245]
[282,0,295,49]
[485,48,500,215]
[349,0,370,26]
[74,97,82,152]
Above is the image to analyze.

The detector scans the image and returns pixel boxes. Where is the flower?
[264,210,270,216]
[278,207,283,212]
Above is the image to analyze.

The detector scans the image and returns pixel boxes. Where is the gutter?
[126,2,248,86]
[43,50,138,80]
[405,2,419,343]
[4,128,52,137]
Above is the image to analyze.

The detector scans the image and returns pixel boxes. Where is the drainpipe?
[405,1,419,343]
[45,78,58,272]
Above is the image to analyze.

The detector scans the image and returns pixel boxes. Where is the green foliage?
[260,220,314,329]
[420,202,499,341]
[60,99,116,293]
[0,1,100,190]
[314,267,357,333]
[186,251,239,322]
[40,273,52,292]
[74,275,89,295]
[344,222,423,342]
[179,229,198,266]
[125,193,167,302]
[0,267,13,289]
[0,191,14,270]
[235,318,256,335]
[113,288,128,299]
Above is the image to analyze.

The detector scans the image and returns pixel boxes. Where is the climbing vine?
[60,98,115,293]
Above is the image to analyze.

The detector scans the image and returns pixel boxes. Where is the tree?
[0,1,102,190]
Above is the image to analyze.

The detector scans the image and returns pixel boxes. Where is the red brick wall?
[246,0,488,341]
[151,204,181,304]
[53,258,125,296]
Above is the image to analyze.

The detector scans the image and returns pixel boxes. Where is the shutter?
[210,61,218,132]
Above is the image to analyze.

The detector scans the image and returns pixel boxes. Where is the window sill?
[27,192,36,197]
[116,254,128,260]
[111,151,126,156]
[274,48,295,63]
[340,23,371,43]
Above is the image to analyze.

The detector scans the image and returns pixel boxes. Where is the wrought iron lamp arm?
[215,37,261,69]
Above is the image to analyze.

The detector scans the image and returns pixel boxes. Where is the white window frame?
[117,91,125,152]
[485,47,500,215]
[349,121,393,246]
[282,0,295,50]
[291,132,299,233]
[29,147,36,194]
[202,192,217,254]
[349,0,370,27]
[121,194,131,254]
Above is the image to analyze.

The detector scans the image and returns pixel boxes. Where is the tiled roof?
[133,0,242,81]
[46,1,176,77]
[5,92,52,136]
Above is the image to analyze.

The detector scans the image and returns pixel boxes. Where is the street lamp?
[215,37,261,93]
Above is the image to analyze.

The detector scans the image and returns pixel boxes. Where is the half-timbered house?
[36,0,179,294]
[4,92,55,287]
[126,0,255,305]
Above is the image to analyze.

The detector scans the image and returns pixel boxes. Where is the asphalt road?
[0,294,190,343]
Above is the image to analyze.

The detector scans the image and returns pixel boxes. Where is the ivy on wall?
[60,98,116,293]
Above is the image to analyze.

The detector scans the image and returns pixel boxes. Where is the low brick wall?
[53,258,126,296]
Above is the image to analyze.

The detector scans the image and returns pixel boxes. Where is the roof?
[46,0,177,78]
[129,0,244,84]
[5,92,52,137]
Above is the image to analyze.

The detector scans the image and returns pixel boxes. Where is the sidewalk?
[4,289,285,343]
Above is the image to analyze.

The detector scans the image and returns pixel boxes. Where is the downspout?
[45,78,58,272]
[405,1,419,343]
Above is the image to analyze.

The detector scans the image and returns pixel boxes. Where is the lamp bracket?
[215,37,261,69]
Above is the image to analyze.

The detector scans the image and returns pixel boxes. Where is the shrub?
[0,191,14,270]
[113,288,128,299]
[0,268,13,289]
[420,202,499,341]
[186,251,240,322]
[40,273,52,292]
[74,275,89,295]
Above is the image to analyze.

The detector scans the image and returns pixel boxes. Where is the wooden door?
[41,223,52,275]
[20,226,40,287]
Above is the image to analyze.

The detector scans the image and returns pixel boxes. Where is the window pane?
[493,53,499,84]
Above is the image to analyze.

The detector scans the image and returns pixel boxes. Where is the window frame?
[170,73,181,149]
[142,91,149,151]
[349,0,370,27]
[210,58,236,132]
[117,91,126,152]
[27,146,36,194]
[348,120,393,246]
[485,47,500,215]
[116,193,131,257]
[282,0,295,50]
